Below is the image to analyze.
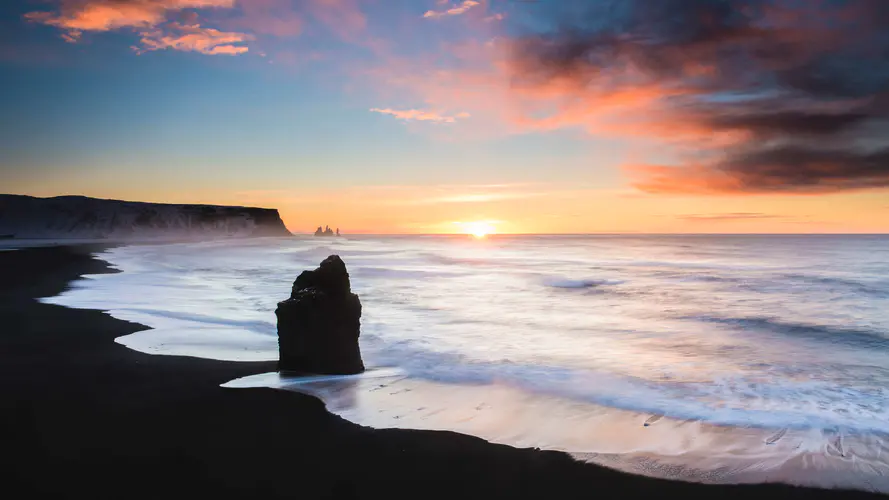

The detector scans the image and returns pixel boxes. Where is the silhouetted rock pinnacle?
[275,255,364,374]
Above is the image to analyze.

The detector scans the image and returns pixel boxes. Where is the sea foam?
[44,235,889,492]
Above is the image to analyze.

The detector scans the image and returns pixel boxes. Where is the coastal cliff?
[0,194,291,240]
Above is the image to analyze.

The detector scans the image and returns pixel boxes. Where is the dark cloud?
[721,146,889,191]
[508,0,889,194]
[704,111,874,139]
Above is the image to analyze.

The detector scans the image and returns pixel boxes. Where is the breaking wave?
[542,277,625,289]
[688,315,889,350]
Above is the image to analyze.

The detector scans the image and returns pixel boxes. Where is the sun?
[464,221,495,238]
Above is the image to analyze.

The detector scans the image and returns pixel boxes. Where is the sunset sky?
[3,0,888,234]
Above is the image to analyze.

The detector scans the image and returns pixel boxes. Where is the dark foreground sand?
[0,245,883,499]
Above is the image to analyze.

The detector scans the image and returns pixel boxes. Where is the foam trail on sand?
[226,370,889,492]
[766,428,788,445]
[643,414,663,427]
[222,368,405,388]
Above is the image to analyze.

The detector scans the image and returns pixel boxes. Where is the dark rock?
[292,255,351,296]
[275,255,364,374]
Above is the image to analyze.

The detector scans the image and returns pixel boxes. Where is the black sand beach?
[1,245,884,499]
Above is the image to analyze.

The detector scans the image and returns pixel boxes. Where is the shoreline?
[1,245,884,499]
[229,368,889,492]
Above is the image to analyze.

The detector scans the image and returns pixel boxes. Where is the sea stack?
[275,255,365,374]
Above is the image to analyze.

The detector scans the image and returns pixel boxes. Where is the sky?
[2,0,888,234]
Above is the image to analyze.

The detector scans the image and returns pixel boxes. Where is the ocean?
[45,234,889,491]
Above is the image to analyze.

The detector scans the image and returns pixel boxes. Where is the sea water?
[45,235,889,490]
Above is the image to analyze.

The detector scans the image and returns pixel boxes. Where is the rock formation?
[275,255,365,374]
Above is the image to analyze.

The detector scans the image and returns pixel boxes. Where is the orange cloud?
[423,1,480,19]
[370,108,470,123]
[26,0,381,60]
[628,148,889,196]
[626,164,750,195]
[137,22,253,55]
[25,0,254,55]
[497,0,889,195]
[358,1,889,195]
[25,0,235,38]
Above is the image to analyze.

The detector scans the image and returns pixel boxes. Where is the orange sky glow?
[5,0,889,235]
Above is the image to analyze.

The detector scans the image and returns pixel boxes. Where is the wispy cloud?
[25,0,370,52]
[429,193,536,203]
[484,13,505,22]
[136,22,253,55]
[370,108,470,123]
[400,191,545,204]
[230,0,303,38]
[676,213,782,222]
[25,0,252,55]
[423,1,480,19]
[307,0,367,42]
[25,0,235,40]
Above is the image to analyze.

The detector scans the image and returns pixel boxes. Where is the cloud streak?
[505,0,889,194]
[370,108,470,123]
[137,22,253,55]
[676,213,781,222]
[400,191,545,204]
[26,0,251,55]
[25,0,234,36]
[423,1,480,19]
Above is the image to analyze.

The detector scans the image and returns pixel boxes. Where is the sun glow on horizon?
[460,221,497,238]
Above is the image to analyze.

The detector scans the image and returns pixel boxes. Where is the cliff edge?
[0,194,291,240]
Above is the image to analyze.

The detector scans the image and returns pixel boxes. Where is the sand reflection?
[225,370,889,494]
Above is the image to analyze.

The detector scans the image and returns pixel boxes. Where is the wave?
[543,277,624,289]
[596,259,783,272]
[226,368,889,493]
[651,270,740,283]
[352,266,467,280]
[288,245,346,260]
[112,308,277,335]
[687,315,889,349]
[421,253,496,267]
[45,236,889,452]
[782,273,889,298]
[287,244,407,261]
[358,334,889,433]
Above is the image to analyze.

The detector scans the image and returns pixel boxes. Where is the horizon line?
[295,232,889,237]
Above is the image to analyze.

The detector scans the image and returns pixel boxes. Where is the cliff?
[0,195,291,240]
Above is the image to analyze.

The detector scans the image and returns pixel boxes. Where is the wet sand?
[1,245,884,499]
[228,370,889,492]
